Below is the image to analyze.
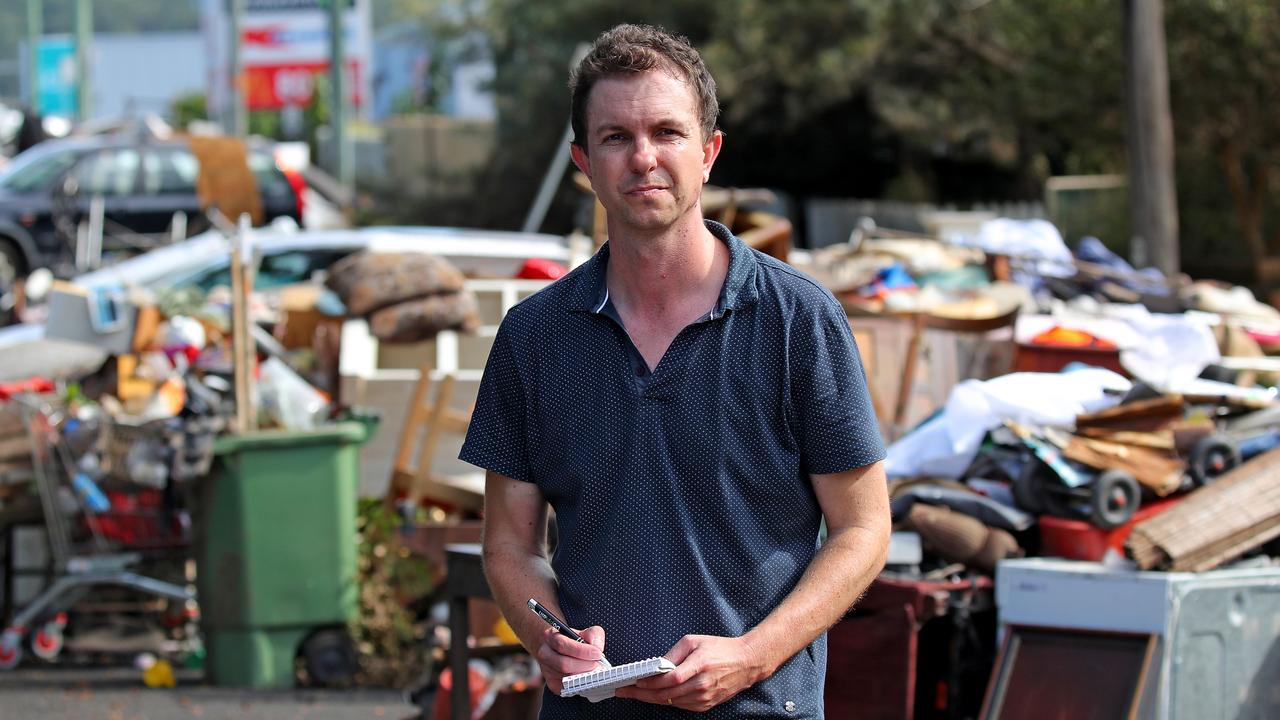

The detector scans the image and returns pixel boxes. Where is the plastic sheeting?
[885,367,1131,479]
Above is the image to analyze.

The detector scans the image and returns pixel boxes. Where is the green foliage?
[170,92,207,130]
[350,498,434,687]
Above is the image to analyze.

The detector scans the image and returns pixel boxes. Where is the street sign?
[203,0,371,114]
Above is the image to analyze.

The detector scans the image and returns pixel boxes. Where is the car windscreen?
[186,249,352,292]
[0,145,80,193]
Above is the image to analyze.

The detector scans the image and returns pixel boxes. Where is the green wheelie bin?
[197,421,371,688]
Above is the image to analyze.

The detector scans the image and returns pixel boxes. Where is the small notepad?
[561,656,676,702]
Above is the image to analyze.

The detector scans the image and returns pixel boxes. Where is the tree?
[1165,0,1280,274]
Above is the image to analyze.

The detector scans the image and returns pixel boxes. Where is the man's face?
[570,69,721,236]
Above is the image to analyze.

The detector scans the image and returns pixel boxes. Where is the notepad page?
[561,656,676,702]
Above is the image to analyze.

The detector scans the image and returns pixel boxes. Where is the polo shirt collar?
[567,219,760,315]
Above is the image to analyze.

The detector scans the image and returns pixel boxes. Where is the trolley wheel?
[0,629,23,670]
[301,628,357,687]
[1089,470,1141,530]
[1187,434,1242,487]
[30,621,64,662]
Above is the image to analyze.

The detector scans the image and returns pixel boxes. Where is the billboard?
[203,0,371,115]
[37,36,78,118]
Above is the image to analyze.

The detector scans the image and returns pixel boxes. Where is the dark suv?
[0,135,304,292]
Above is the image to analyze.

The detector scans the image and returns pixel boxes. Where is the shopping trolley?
[0,392,199,670]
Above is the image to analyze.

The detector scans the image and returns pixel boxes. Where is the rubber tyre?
[301,628,357,687]
[0,630,22,670]
[0,239,23,326]
[1187,434,1242,487]
[30,624,62,661]
[1089,470,1141,529]
[1011,460,1048,515]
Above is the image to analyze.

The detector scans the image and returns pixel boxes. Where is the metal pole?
[228,0,247,136]
[1124,0,1179,275]
[26,0,41,112]
[522,120,574,234]
[521,45,589,234]
[329,0,351,192]
[74,0,91,123]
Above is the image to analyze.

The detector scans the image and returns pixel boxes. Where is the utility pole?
[26,0,41,112]
[228,0,247,136]
[328,0,352,193]
[1124,0,1179,276]
[74,0,91,123]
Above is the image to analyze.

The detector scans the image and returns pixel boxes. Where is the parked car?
[0,134,305,295]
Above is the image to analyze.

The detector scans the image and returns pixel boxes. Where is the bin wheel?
[1089,470,1140,530]
[0,629,23,671]
[1187,434,1241,487]
[301,628,357,687]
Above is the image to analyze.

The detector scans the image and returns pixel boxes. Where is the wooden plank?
[1062,436,1183,496]
[1075,395,1184,432]
[1075,427,1175,451]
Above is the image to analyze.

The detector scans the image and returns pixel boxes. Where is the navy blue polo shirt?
[461,220,884,718]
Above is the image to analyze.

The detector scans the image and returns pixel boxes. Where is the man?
[461,23,889,718]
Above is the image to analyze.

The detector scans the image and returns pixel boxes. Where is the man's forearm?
[481,540,563,653]
[741,522,889,678]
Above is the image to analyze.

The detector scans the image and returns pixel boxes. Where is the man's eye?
[603,134,626,143]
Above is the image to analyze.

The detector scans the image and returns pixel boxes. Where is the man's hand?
[615,635,769,711]
[535,625,607,694]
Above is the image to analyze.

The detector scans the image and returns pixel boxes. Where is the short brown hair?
[569,24,719,148]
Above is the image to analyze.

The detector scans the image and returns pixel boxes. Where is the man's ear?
[701,130,723,183]
[570,142,591,180]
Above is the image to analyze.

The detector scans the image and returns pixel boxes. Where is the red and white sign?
[243,60,363,110]
[203,0,371,114]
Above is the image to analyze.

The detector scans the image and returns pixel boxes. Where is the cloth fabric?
[460,220,885,718]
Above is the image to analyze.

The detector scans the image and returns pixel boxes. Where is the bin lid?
[212,421,368,455]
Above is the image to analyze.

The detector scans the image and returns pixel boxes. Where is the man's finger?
[546,632,604,662]
[580,625,607,653]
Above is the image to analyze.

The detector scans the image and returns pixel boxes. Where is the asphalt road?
[0,666,417,720]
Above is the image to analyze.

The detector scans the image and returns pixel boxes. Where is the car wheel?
[0,239,25,326]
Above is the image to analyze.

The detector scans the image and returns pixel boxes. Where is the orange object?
[1029,326,1117,349]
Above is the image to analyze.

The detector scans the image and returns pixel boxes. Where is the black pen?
[527,598,610,667]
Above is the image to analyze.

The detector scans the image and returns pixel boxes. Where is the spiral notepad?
[561,656,676,702]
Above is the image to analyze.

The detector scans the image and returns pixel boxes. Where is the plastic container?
[1038,496,1181,562]
[197,422,370,688]
[1012,342,1126,375]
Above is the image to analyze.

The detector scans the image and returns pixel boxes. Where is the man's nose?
[629,137,657,173]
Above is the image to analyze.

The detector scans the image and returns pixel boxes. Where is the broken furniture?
[385,366,482,515]
[892,307,1019,440]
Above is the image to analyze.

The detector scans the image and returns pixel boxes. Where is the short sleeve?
[790,295,886,474]
[459,320,533,482]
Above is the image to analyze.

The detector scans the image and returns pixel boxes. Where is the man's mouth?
[626,184,668,196]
